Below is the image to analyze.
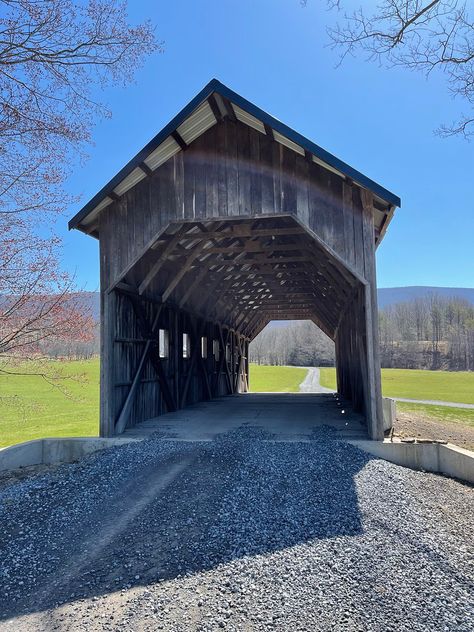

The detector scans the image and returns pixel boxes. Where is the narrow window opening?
[201,336,208,358]
[213,339,220,361]
[182,333,191,359]
[159,329,169,358]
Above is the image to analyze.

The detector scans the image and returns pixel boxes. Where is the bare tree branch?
[0,1,160,366]
[307,0,474,138]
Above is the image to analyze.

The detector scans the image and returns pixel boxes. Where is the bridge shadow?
[0,428,370,622]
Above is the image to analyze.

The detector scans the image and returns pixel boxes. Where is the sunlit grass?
[319,368,474,404]
[3,359,472,449]
[249,364,308,392]
[0,359,99,448]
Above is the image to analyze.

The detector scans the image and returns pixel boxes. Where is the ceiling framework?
[110,215,359,341]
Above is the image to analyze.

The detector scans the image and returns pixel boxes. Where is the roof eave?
[69,78,401,233]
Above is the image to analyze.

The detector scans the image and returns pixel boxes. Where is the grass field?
[0,360,306,448]
[319,366,474,430]
[249,364,307,393]
[319,367,474,404]
[0,360,99,448]
[1,360,473,448]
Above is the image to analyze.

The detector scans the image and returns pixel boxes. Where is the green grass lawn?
[0,359,99,448]
[319,366,474,429]
[319,367,474,404]
[249,364,307,393]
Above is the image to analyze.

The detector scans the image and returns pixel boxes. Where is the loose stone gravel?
[0,428,473,631]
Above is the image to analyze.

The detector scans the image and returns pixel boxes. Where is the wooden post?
[99,233,116,437]
[361,191,384,440]
[172,308,180,407]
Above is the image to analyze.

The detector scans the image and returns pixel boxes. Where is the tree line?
[250,321,335,367]
[379,295,474,371]
[249,295,474,371]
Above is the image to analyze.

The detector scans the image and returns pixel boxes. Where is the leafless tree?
[378,293,474,370]
[0,1,160,370]
[249,321,335,367]
[0,0,160,219]
[304,0,474,138]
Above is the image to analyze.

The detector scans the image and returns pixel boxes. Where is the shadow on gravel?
[0,428,370,622]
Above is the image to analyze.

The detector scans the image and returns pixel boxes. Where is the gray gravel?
[0,428,473,631]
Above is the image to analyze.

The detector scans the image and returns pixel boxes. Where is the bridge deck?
[122,392,368,442]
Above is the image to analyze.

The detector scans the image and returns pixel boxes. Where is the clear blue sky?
[62,0,474,291]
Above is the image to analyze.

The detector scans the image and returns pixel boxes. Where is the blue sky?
[62,0,474,291]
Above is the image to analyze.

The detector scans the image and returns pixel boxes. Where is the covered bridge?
[69,79,400,441]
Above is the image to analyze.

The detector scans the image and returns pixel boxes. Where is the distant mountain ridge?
[79,286,474,323]
[377,286,474,309]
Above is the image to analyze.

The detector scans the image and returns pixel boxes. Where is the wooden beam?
[220,95,237,122]
[161,241,209,303]
[139,162,153,177]
[190,318,213,401]
[213,326,232,395]
[139,225,191,295]
[178,266,209,308]
[220,326,233,393]
[191,255,313,270]
[127,295,177,413]
[202,242,304,255]
[208,94,222,122]
[171,130,188,150]
[179,226,305,241]
[180,318,207,407]
[263,123,274,140]
[106,222,188,293]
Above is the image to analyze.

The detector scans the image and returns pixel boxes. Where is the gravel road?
[299,368,335,394]
[1,430,473,631]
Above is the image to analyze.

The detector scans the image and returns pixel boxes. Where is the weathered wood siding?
[99,120,370,287]
[98,116,383,439]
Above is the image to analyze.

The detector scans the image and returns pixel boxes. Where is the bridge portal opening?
[249,320,335,372]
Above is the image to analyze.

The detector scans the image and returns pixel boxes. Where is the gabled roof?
[69,79,401,236]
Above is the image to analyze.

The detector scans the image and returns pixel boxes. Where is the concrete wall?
[382,397,396,432]
[0,437,139,473]
[350,439,474,484]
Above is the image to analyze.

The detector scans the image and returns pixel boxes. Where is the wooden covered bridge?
[69,80,400,441]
